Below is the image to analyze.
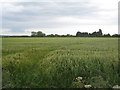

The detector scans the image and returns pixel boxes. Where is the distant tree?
[66,34,74,37]
[76,32,81,37]
[66,34,71,37]
[76,29,103,37]
[31,31,37,37]
[36,31,45,37]
[76,31,89,37]
[47,34,55,37]
[61,35,66,37]
[31,31,45,37]
[55,34,60,37]
[89,29,103,37]
[112,34,120,37]
[81,32,89,37]
[103,34,111,37]
[91,31,96,37]
[98,29,103,36]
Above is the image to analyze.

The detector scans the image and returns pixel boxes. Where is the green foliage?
[31,31,45,37]
[89,76,110,88]
[76,29,103,37]
[2,37,119,88]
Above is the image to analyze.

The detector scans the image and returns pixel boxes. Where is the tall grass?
[2,37,119,88]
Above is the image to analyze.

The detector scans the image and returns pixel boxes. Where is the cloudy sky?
[0,0,119,35]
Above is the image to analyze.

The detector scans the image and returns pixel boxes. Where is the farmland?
[2,37,119,88]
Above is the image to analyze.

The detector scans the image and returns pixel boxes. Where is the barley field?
[2,37,119,88]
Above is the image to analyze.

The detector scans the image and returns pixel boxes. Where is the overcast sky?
[0,0,119,35]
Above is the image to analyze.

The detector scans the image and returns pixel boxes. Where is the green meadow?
[2,37,119,88]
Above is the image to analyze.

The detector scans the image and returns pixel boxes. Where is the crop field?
[2,37,119,88]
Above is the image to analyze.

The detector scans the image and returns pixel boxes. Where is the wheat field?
[2,37,119,88]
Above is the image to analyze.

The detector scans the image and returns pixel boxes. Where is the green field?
[2,37,119,88]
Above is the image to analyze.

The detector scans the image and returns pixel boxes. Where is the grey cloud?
[2,1,117,35]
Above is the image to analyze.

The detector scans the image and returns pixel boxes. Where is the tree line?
[31,29,120,37]
[2,29,120,37]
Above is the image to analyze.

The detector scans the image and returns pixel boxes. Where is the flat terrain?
[2,37,119,88]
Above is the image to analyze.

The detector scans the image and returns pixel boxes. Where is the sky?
[0,0,119,35]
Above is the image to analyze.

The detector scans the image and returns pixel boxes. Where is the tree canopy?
[76,29,103,37]
[31,31,45,37]
[29,29,120,37]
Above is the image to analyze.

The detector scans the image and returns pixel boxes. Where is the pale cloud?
[0,28,11,35]
[89,0,118,9]
[1,28,29,35]
[1,3,24,13]
[55,16,112,25]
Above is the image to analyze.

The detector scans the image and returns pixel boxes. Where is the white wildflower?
[76,77,83,81]
[84,85,92,88]
[113,85,120,89]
